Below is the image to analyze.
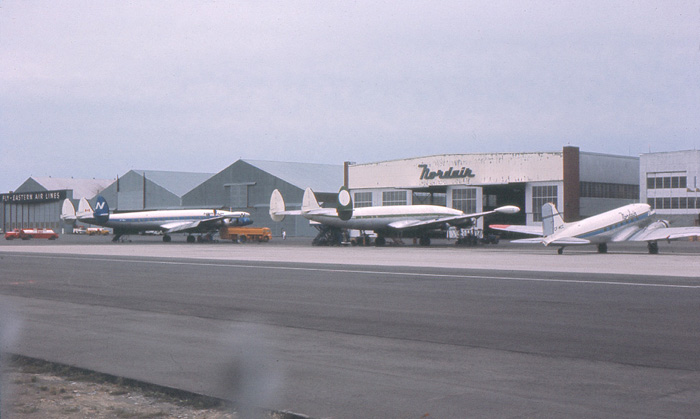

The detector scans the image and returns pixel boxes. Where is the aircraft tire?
[648,241,659,254]
[375,237,386,247]
[186,235,196,243]
[163,235,172,243]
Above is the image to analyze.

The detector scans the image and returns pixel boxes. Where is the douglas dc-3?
[61,196,252,242]
[270,187,519,246]
[490,202,700,254]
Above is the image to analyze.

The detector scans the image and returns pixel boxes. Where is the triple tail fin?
[94,196,110,222]
[301,188,321,213]
[60,199,77,223]
[542,203,566,237]
[269,189,286,222]
[336,186,353,221]
[77,198,94,219]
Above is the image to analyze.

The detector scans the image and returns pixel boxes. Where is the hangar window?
[354,192,373,208]
[532,185,558,222]
[452,188,476,214]
[382,191,407,206]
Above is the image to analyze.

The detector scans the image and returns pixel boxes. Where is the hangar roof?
[128,170,215,197]
[243,159,343,192]
[23,177,114,199]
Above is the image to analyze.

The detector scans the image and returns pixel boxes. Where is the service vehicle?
[86,227,110,236]
[4,229,21,240]
[5,228,59,240]
[219,226,272,243]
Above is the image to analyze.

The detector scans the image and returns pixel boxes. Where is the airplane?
[61,195,252,242]
[270,186,520,246]
[490,202,700,254]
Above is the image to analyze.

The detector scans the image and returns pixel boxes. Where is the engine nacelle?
[225,216,252,227]
[645,219,670,232]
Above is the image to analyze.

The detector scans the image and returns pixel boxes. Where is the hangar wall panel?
[348,153,564,190]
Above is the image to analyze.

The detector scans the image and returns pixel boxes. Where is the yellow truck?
[219,226,272,243]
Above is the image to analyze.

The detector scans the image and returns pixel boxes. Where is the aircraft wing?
[160,220,205,233]
[386,206,519,232]
[160,215,229,233]
[629,226,700,242]
[489,224,543,236]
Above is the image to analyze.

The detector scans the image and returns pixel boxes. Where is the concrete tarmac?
[1,237,699,418]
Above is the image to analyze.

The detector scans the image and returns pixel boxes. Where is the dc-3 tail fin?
[60,199,77,223]
[336,186,353,221]
[302,188,321,213]
[270,189,286,222]
[542,202,566,237]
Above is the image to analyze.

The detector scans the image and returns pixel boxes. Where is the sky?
[1,1,699,193]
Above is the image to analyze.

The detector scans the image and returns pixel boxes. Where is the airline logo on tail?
[94,196,110,223]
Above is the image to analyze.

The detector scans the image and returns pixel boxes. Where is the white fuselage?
[84,209,248,231]
[548,203,654,244]
[304,205,464,231]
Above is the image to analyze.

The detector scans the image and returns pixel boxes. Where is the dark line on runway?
[6,253,700,289]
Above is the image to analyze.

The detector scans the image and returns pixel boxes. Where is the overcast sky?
[1,1,698,193]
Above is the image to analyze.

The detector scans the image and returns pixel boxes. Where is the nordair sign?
[418,164,475,181]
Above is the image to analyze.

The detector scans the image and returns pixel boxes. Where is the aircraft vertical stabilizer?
[542,203,565,236]
[302,188,321,213]
[270,189,286,222]
[77,197,94,219]
[336,186,353,221]
[60,199,77,223]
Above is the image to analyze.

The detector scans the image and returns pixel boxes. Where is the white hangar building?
[346,146,640,229]
[640,150,700,226]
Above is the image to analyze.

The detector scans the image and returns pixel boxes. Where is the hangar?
[346,146,640,230]
[180,159,343,237]
[1,177,113,233]
[8,149,700,238]
[641,150,700,226]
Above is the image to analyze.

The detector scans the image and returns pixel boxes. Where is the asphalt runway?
[1,237,700,418]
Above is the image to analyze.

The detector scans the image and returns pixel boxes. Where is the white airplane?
[270,187,520,246]
[490,202,700,254]
[61,196,252,242]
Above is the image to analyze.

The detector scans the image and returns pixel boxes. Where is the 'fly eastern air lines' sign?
[1,190,66,204]
[418,164,475,181]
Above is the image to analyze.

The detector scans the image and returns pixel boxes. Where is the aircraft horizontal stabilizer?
[490,224,543,236]
[546,238,591,245]
[511,238,546,244]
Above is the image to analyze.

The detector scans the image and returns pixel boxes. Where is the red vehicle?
[5,228,59,240]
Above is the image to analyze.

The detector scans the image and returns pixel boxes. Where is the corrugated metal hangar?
[3,148,699,236]
[346,146,641,229]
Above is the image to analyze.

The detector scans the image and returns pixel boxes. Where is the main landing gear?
[647,241,659,254]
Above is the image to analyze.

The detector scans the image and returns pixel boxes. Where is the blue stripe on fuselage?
[578,211,651,239]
